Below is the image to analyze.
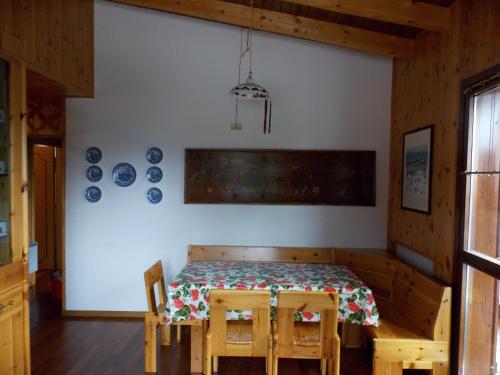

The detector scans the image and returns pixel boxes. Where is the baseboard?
[62,310,146,319]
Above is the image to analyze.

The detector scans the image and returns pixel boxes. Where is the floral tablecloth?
[164,261,379,326]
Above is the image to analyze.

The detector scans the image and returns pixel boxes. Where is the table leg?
[160,325,171,346]
[191,323,205,373]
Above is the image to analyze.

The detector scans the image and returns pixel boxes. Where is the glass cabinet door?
[0,60,11,265]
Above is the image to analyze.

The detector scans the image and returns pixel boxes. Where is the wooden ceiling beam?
[285,0,451,33]
[109,0,415,59]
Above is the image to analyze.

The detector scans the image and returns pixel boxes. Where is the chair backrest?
[209,289,270,356]
[392,262,451,341]
[144,261,167,313]
[276,291,339,358]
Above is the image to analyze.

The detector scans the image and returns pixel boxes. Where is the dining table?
[163,260,380,372]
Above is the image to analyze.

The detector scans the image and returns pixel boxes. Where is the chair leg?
[432,361,449,375]
[272,355,278,375]
[213,356,218,373]
[176,325,182,343]
[330,335,340,375]
[145,319,157,373]
[372,360,403,375]
[321,359,327,375]
[160,325,171,346]
[267,335,273,374]
[205,334,212,375]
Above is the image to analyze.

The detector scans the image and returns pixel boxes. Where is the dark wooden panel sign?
[185,149,376,206]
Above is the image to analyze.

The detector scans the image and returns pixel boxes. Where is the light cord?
[234,27,244,124]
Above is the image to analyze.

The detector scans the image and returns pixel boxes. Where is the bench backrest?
[334,248,399,299]
[392,262,451,341]
[188,245,333,264]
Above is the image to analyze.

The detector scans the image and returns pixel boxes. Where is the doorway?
[29,141,64,303]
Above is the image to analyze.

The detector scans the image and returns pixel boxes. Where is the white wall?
[65,0,393,311]
[396,244,434,276]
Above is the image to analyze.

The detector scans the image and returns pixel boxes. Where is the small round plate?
[147,187,162,204]
[86,165,103,182]
[146,147,163,164]
[85,186,102,203]
[112,163,136,187]
[146,166,163,183]
[86,147,102,164]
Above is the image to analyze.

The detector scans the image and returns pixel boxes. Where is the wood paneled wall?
[388,0,500,283]
[0,0,94,97]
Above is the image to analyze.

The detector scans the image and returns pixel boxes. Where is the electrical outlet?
[230,122,242,130]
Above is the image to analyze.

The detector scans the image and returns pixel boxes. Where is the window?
[456,64,500,375]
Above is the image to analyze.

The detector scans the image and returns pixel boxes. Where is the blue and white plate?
[112,163,136,187]
[86,147,102,164]
[146,147,163,164]
[146,166,163,183]
[147,187,162,204]
[85,186,102,203]
[86,165,103,182]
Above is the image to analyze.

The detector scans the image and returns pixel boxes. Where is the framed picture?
[401,125,433,214]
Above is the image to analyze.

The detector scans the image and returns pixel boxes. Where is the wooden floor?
[30,291,375,375]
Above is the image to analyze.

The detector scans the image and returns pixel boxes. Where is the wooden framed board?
[184,149,375,205]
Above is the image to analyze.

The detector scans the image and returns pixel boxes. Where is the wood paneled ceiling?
[109,0,455,59]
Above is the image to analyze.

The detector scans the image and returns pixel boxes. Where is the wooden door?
[33,145,56,270]
[0,61,31,374]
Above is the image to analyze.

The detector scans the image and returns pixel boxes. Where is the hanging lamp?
[230,0,272,134]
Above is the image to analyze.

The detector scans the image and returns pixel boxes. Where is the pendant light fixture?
[230,0,272,134]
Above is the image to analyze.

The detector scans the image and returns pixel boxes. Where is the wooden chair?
[143,260,183,373]
[273,291,341,375]
[205,290,273,375]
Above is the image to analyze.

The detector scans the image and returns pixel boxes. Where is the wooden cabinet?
[0,261,25,375]
[0,59,30,375]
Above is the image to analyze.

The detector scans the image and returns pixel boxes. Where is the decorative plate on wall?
[112,163,136,187]
[146,166,163,183]
[85,186,102,203]
[86,147,102,164]
[147,187,162,204]
[86,165,103,182]
[146,147,163,164]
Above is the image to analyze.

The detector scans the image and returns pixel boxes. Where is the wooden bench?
[334,248,399,301]
[367,262,451,374]
[334,248,399,348]
[335,248,451,374]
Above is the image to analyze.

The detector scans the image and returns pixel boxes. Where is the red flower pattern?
[191,290,199,301]
[348,302,360,313]
[302,311,314,320]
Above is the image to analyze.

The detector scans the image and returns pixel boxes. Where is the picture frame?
[401,125,433,214]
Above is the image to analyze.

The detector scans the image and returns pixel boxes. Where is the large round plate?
[112,163,136,187]
[86,165,103,182]
[146,166,163,183]
[86,147,102,164]
[85,186,102,203]
[147,187,162,204]
[146,147,163,164]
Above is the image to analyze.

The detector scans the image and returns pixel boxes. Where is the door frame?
[27,137,66,312]
[452,62,500,375]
